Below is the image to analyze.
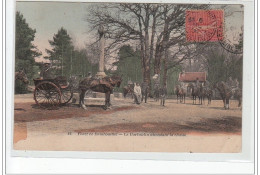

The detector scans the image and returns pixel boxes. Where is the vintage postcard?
[11,0,253,157]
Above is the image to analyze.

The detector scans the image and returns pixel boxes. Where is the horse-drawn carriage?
[33,76,74,109]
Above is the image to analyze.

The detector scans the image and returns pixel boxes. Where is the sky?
[16,2,93,62]
[16,2,244,62]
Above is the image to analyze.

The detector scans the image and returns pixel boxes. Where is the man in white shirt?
[134,82,142,104]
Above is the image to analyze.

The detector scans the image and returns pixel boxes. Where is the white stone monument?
[96,25,107,78]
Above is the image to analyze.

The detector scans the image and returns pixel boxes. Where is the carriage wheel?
[61,88,73,104]
[34,81,61,109]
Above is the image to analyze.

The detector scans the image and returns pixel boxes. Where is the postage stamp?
[185,10,224,42]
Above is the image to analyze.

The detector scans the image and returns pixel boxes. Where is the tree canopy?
[15,11,41,93]
[45,27,74,76]
[45,27,99,78]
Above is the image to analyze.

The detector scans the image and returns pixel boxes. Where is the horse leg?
[184,95,185,104]
[79,89,87,110]
[223,98,227,109]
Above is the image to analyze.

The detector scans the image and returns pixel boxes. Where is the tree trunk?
[162,48,169,88]
[143,7,152,96]
[161,16,170,89]
[154,43,162,75]
[150,10,157,75]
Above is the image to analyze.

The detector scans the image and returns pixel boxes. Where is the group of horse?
[175,82,242,110]
[123,81,242,110]
[175,83,213,105]
[15,70,242,110]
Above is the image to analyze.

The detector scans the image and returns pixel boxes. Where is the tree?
[201,44,243,85]
[15,11,41,93]
[45,27,74,76]
[72,49,99,77]
[86,3,207,92]
[113,45,142,88]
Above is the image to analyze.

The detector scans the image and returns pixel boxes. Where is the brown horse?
[123,84,134,98]
[203,87,213,105]
[15,70,29,84]
[175,85,186,103]
[214,81,233,109]
[188,83,204,105]
[79,75,122,110]
[233,88,242,107]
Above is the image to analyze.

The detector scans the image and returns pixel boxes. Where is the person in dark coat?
[40,63,53,79]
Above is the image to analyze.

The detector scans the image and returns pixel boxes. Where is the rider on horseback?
[226,77,239,92]
[195,77,200,88]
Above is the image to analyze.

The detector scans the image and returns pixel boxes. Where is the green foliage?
[205,48,243,86]
[113,45,142,89]
[166,66,182,95]
[45,28,99,78]
[15,11,41,94]
[72,49,99,77]
[45,27,74,76]
[45,28,99,79]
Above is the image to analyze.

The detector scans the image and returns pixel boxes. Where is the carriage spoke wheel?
[61,88,73,105]
[34,81,61,109]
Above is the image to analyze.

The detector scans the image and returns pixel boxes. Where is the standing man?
[134,82,142,104]
[159,86,167,106]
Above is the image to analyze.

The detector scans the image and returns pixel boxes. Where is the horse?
[15,70,29,84]
[233,88,242,107]
[175,85,186,103]
[203,87,213,105]
[123,84,134,98]
[188,83,204,105]
[214,81,242,109]
[214,81,233,109]
[78,75,122,110]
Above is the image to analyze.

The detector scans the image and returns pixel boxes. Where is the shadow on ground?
[14,102,138,123]
[76,116,241,135]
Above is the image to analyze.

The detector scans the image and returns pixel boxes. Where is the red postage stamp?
[185,10,224,42]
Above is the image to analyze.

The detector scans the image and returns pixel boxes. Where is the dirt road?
[13,94,242,152]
